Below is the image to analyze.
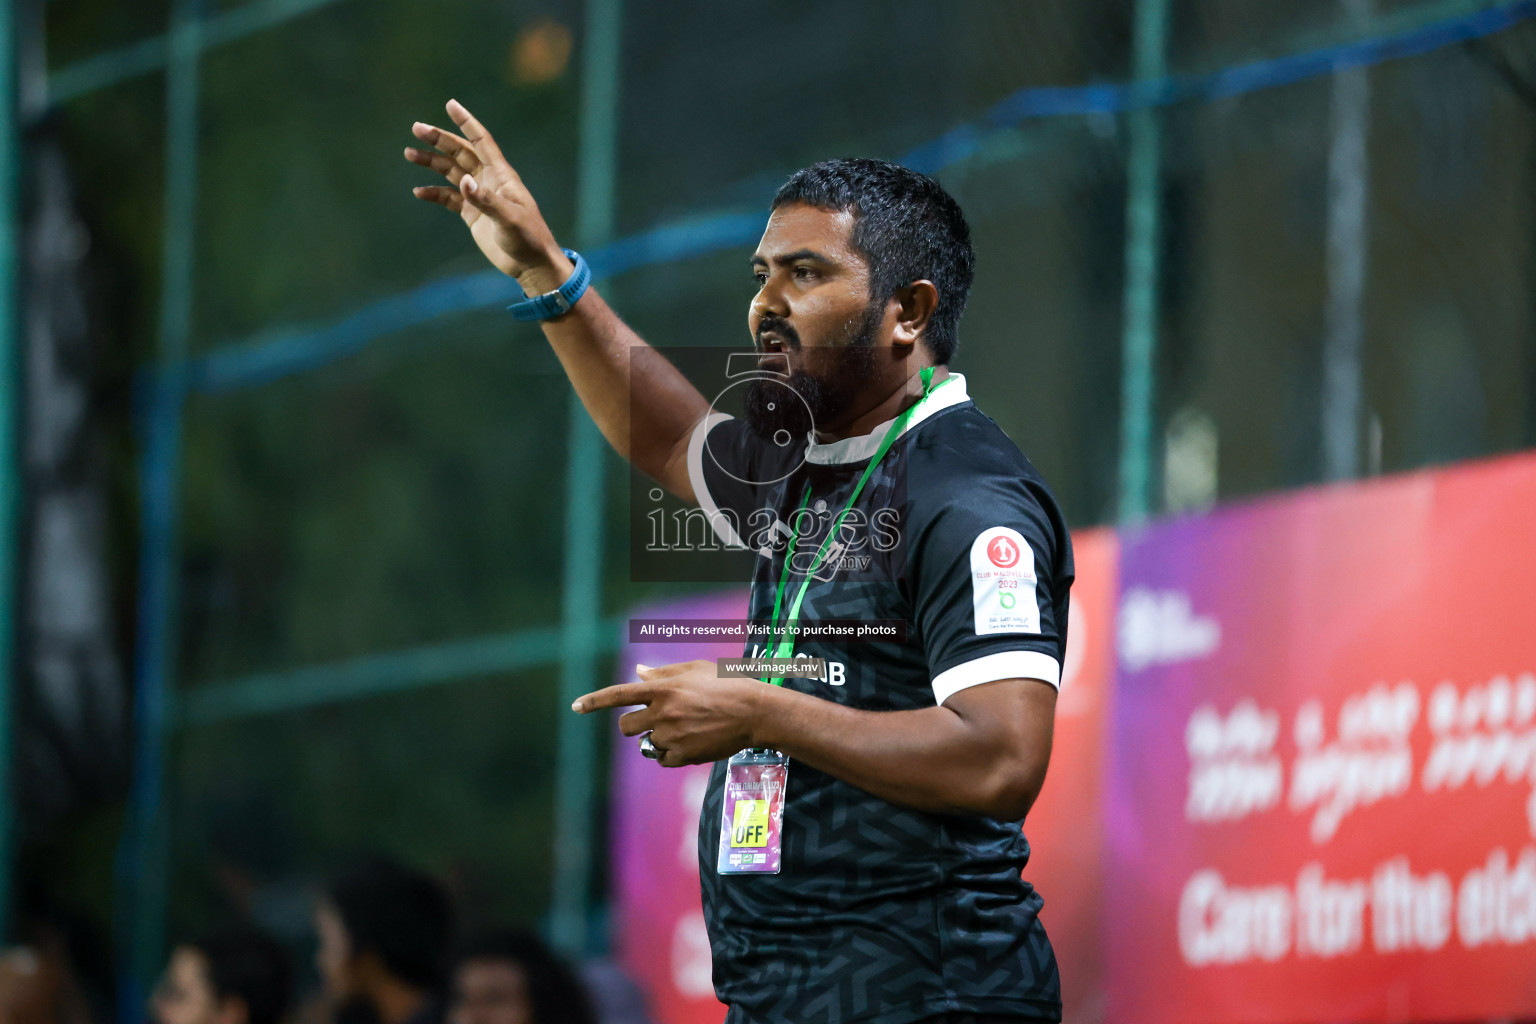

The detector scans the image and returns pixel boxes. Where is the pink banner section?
[1106,452,1536,1024]
[610,591,747,1024]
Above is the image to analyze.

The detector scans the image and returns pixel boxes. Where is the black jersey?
[684,374,1073,1024]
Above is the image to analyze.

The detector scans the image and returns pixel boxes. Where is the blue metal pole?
[1117,0,1170,525]
[0,0,25,944]
[1321,0,1373,482]
[118,0,200,1011]
[549,0,622,958]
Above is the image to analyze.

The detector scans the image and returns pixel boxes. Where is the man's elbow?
[941,677,1055,820]
[973,759,1048,822]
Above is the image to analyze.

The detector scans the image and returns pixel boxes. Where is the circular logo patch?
[987,535,1020,568]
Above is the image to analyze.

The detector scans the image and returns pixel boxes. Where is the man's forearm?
[748,680,1054,821]
[521,251,709,497]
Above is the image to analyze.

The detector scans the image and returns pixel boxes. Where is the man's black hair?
[450,929,597,1024]
[189,927,293,1024]
[772,158,975,365]
[325,855,453,991]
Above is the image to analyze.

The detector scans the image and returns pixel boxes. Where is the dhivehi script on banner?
[1106,453,1536,1024]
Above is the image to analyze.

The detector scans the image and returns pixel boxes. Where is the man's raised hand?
[405,99,572,294]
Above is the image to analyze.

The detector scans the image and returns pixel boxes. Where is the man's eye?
[793,266,817,280]
[752,271,768,285]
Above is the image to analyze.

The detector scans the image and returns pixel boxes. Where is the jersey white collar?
[804,373,971,466]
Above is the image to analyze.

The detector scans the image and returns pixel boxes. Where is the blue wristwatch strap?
[507,248,591,321]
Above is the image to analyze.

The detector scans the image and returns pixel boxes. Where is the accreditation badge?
[716,748,788,875]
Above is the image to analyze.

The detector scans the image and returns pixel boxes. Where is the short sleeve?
[686,414,799,550]
[912,482,1070,705]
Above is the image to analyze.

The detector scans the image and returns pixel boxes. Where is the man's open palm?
[405,99,563,283]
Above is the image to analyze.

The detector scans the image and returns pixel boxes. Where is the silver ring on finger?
[639,733,666,761]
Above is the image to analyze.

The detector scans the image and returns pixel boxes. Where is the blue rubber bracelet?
[507,248,591,321]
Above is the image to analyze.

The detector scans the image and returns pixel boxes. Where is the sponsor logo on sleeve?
[969,526,1040,635]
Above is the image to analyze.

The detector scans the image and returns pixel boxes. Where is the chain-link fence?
[19,0,1536,1014]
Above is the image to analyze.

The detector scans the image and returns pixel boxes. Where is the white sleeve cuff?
[686,413,747,549]
[932,651,1062,705]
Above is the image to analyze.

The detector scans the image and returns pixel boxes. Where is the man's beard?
[744,302,883,442]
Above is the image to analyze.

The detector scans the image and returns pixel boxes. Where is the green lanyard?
[761,367,953,685]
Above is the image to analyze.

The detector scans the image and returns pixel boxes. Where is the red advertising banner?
[1015,527,1117,1022]
[1105,453,1536,1024]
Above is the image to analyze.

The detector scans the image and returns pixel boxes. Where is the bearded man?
[407,99,1072,1024]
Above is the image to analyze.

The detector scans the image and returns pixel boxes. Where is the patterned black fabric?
[688,379,1072,1024]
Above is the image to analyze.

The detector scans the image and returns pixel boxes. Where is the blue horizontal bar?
[591,210,765,277]
[47,35,168,107]
[181,0,1536,394]
[904,0,1536,169]
[45,0,346,108]
[178,617,626,725]
[190,269,517,392]
[188,210,767,395]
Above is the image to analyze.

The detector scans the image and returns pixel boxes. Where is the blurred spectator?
[315,857,452,1024]
[0,947,81,1024]
[447,931,596,1024]
[0,901,109,1024]
[150,927,293,1024]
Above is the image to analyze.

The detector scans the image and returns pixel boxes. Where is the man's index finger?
[572,682,654,714]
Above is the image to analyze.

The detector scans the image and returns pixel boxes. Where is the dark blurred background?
[2,0,1534,1020]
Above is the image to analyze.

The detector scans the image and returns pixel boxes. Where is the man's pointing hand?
[572,662,768,768]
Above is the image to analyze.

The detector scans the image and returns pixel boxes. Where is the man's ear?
[216,997,250,1024]
[891,280,939,352]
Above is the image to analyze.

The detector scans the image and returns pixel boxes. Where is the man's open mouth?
[755,331,794,373]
